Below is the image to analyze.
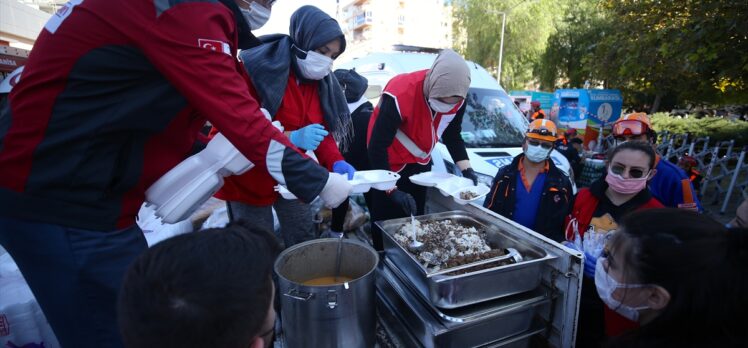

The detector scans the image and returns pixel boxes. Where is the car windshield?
[459,87,528,147]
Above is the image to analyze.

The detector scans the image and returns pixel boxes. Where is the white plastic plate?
[409,171,455,187]
[350,170,400,193]
[435,176,474,196]
[275,170,400,198]
[450,183,491,205]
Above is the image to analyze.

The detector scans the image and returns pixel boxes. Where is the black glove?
[388,190,417,215]
[462,168,478,186]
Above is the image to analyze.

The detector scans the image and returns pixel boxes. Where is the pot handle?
[284,289,313,301]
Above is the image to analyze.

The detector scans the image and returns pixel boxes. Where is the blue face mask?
[525,144,551,163]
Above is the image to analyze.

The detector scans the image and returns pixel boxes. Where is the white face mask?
[594,257,650,322]
[295,50,333,80]
[524,143,551,163]
[240,1,271,30]
[428,98,457,113]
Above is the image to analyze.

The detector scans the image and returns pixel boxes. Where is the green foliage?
[533,0,748,109]
[537,0,606,90]
[453,0,564,90]
[650,113,748,146]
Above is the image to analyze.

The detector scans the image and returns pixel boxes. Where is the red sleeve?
[137,3,328,199]
[314,134,344,170]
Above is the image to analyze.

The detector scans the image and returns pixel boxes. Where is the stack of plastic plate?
[275,170,401,199]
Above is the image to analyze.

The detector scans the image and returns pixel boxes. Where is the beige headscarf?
[423,49,471,100]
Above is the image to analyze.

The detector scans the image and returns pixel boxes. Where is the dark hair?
[606,209,748,347]
[118,221,282,348]
[607,140,656,170]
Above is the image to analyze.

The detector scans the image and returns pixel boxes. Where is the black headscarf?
[334,69,368,103]
[240,5,351,149]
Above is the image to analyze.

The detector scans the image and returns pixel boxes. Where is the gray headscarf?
[422,49,471,100]
[240,6,352,149]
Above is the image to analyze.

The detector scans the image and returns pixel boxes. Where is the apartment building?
[338,0,453,59]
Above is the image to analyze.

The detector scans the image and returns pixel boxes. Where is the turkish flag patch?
[198,39,231,56]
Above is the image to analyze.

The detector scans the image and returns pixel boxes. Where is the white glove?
[319,173,352,208]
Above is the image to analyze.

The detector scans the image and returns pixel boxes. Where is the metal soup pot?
[274,238,379,348]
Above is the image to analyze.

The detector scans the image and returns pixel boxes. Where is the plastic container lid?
[435,176,474,197]
[409,171,456,187]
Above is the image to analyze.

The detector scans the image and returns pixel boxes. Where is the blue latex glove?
[562,241,596,278]
[332,160,356,180]
[289,124,328,151]
[583,251,598,279]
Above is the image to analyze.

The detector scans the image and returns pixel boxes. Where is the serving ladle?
[408,214,424,252]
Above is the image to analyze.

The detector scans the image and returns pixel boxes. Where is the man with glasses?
[611,113,702,212]
[118,221,280,348]
[485,120,573,241]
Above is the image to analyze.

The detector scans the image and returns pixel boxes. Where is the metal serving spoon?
[408,214,424,252]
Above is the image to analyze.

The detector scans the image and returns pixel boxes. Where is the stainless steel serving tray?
[376,261,549,348]
[376,210,557,308]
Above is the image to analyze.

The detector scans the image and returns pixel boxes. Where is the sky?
[253,0,340,36]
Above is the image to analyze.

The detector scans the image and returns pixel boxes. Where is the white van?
[336,52,575,190]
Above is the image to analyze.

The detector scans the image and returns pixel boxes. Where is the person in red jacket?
[216,6,354,247]
[565,141,664,347]
[366,49,477,250]
[0,1,351,347]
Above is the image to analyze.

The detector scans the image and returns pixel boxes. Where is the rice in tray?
[393,219,506,273]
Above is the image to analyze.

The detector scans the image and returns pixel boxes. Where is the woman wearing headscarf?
[215,5,354,247]
[366,49,476,250]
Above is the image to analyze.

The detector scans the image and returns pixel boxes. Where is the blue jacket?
[649,156,702,212]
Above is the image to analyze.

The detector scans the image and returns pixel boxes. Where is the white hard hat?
[0,66,24,94]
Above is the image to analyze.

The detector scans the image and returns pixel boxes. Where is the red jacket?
[564,188,664,240]
[217,71,343,206]
[565,184,664,337]
[0,0,327,230]
[366,70,463,172]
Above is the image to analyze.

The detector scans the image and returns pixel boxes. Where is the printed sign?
[485,157,513,169]
[597,103,613,121]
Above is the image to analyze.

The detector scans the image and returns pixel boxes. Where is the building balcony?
[352,11,373,30]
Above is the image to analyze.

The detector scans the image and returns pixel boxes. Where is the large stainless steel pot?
[274,239,379,348]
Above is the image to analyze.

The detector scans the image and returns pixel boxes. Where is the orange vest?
[367,70,462,172]
[532,110,546,120]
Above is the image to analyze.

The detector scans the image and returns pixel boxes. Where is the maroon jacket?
[0,0,328,230]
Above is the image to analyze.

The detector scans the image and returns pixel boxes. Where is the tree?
[453,0,564,90]
[537,0,606,90]
[537,0,747,110]
[594,0,748,110]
